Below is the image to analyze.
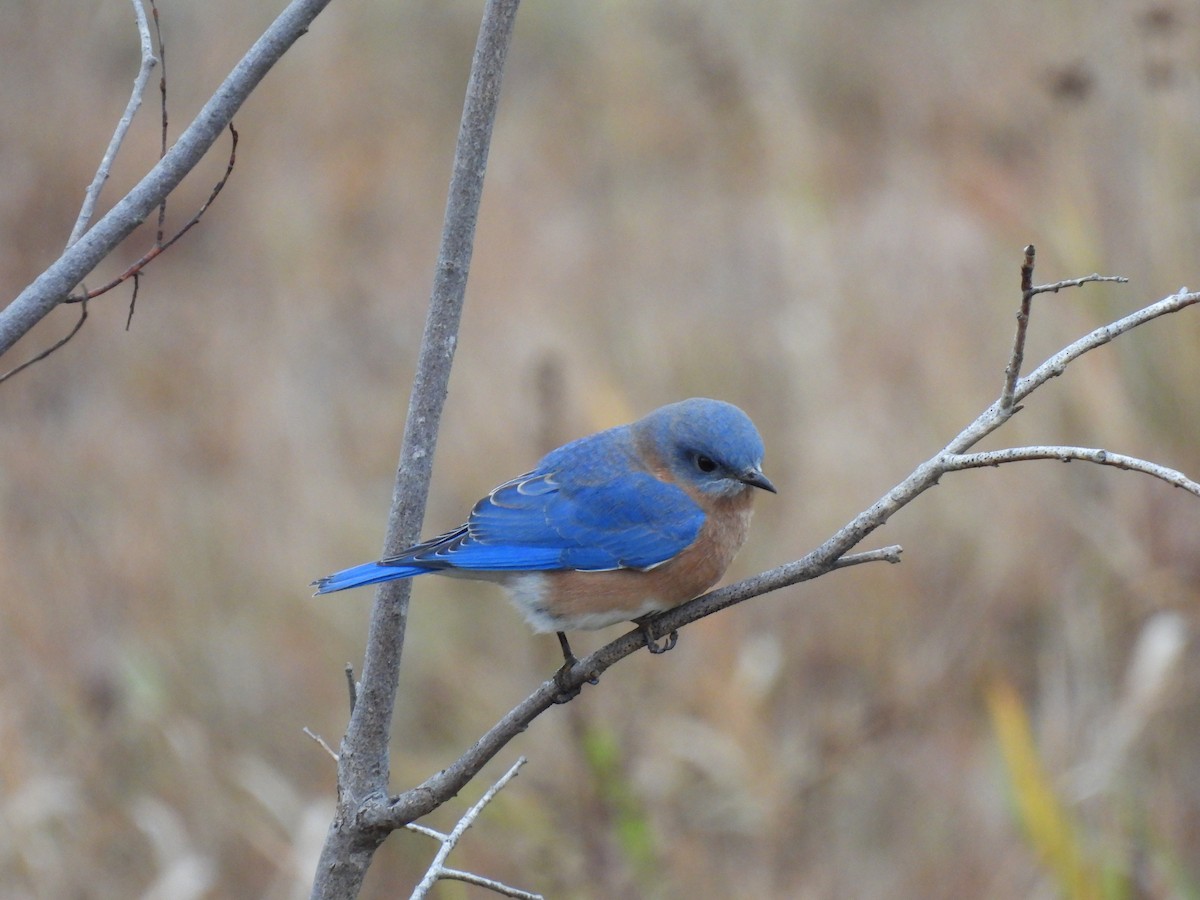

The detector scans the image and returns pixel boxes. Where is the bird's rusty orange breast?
[530,487,756,629]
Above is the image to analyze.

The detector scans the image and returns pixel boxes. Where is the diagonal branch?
[1011,286,1199,406]
[370,548,904,829]
[5,3,238,379]
[0,0,335,360]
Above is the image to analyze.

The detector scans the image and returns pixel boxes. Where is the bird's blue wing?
[384,433,706,573]
[385,473,570,571]
[544,475,703,569]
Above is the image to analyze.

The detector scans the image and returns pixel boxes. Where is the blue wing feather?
[312,560,429,593]
[314,426,705,593]
[315,398,773,595]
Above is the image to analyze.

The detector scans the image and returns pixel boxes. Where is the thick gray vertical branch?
[0,0,333,359]
[309,1,522,897]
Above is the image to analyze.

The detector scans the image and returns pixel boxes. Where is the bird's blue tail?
[312,561,428,595]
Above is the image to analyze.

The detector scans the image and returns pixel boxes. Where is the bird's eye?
[695,454,718,473]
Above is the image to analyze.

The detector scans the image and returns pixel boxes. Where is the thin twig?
[439,869,544,899]
[404,823,445,841]
[409,758,538,900]
[1010,287,1200,408]
[124,274,141,331]
[953,287,1200,454]
[344,663,357,714]
[303,727,339,762]
[0,300,88,385]
[11,1,234,365]
[12,0,155,382]
[943,447,1200,496]
[66,0,158,249]
[1030,274,1128,296]
[152,0,169,241]
[65,125,240,308]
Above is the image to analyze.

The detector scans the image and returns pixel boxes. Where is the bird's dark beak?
[740,467,777,493]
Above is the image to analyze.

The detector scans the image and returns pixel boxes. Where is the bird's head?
[635,398,777,498]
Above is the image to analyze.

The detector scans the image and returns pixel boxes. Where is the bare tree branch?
[956,286,1200,454]
[0,0,334,360]
[1,0,158,385]
[943,447,1200,496]
[9,1,235,373]
[1010,286,1198,406]
[998,246,1129,413]
[308,1,523,896]
[369,538,910,831]
[151,0,170,240]
[1030,273,1129,296]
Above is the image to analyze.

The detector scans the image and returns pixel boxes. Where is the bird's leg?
[634,615,679,655]
[556,631,579,668]
[552,631,598,703]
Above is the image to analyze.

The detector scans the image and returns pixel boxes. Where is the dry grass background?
[1,1,1199,897]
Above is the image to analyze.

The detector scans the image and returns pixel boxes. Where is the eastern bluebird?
[314,398,775,671]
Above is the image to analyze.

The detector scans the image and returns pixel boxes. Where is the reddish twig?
[152,0,169,241]
[0,300,88,385]
[63,124,239,313]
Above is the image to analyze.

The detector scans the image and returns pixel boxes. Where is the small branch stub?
[1000,244,1037,411]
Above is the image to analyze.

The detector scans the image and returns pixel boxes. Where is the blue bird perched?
[314,398,775,673]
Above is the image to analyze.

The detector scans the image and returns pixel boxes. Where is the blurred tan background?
[2,1,1199,897]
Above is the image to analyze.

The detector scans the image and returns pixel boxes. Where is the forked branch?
[408,758,541,900]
